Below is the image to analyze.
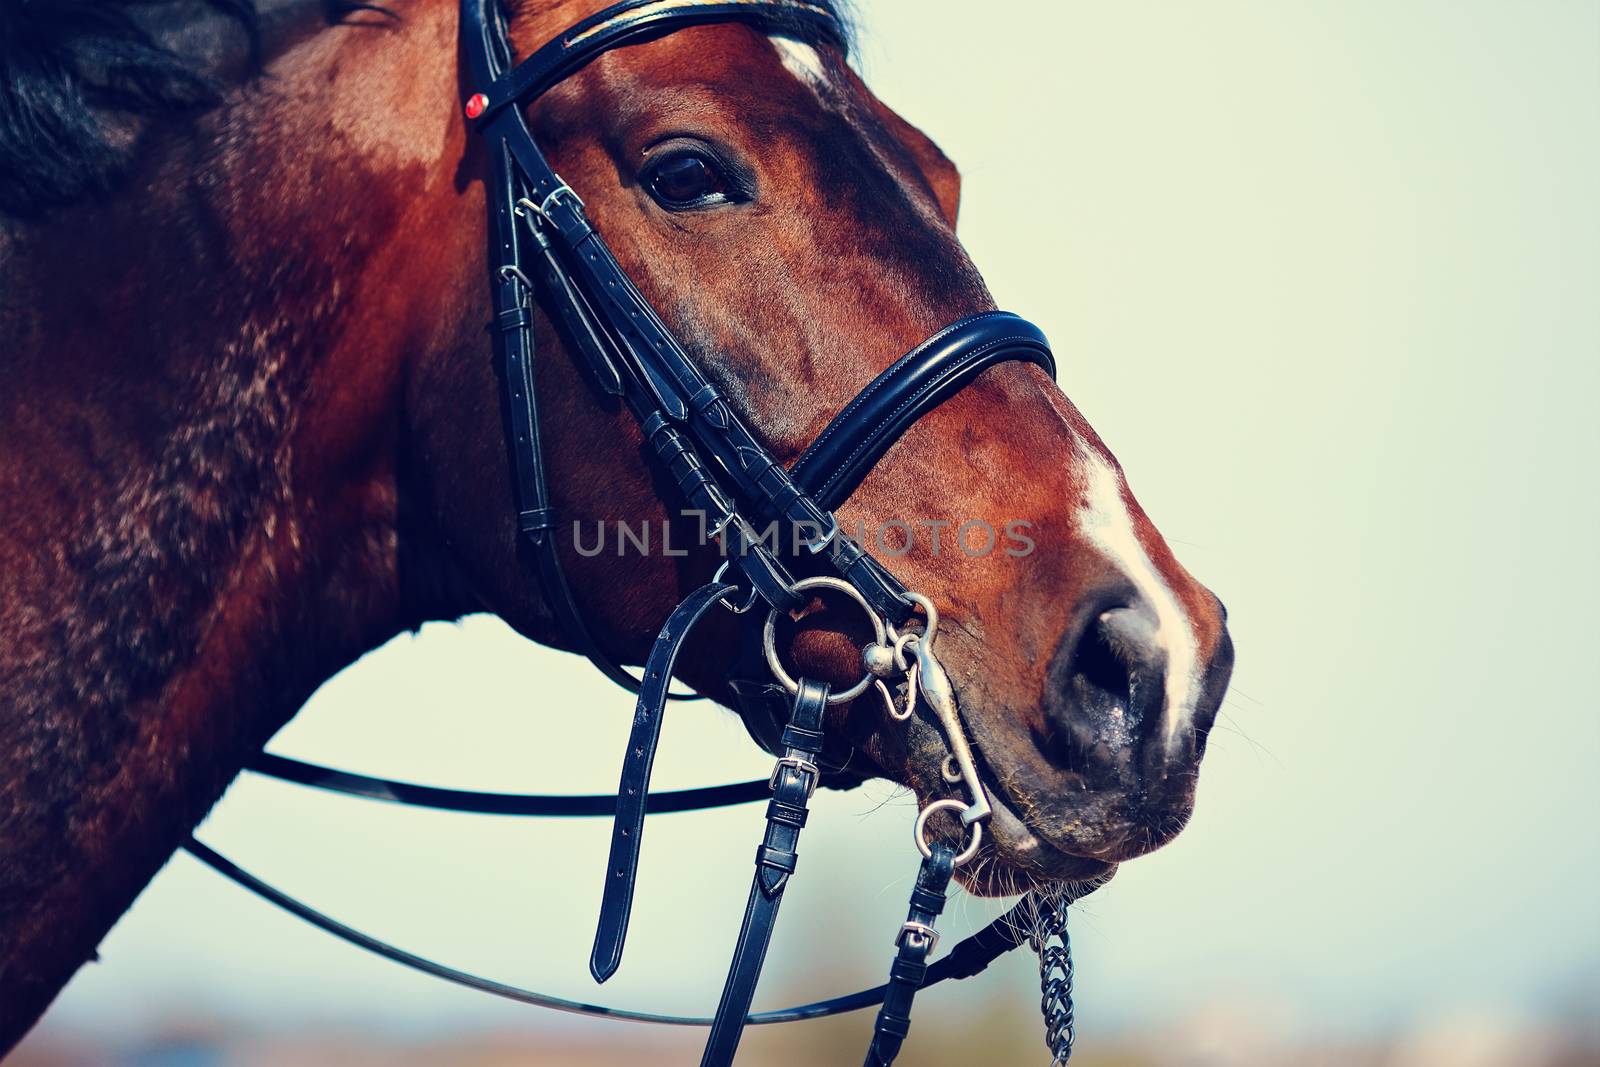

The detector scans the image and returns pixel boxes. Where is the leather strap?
[525,186,911,619]
[790,311,1055,510]
[184,835,1057,1026]
[700,679,830,1066]
[520,212,626,397]
[863,844,955,1066]
[484,132,672,695]
[250,753,768,816]
[472,0,845,123]
[591,580,738,982]
[485,141,635,688]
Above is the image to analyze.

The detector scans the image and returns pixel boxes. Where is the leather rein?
[186,1,1079,1064]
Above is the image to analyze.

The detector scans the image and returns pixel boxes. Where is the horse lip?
[903,670,1120,882]
[968,759,1120,885]
[993,770,1193,864]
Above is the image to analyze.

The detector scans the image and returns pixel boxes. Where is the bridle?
[183,0,1082,1063]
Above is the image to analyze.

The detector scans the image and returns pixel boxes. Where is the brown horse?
[0,0,1233,1049]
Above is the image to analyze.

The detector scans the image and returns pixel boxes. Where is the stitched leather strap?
[700,679,830,1066]
[485,140,638,692]
[591,580,738,982]
[528,187,909,619]
[790,311,1055,511]
[483,133,679,696]
[863,844,955,1066]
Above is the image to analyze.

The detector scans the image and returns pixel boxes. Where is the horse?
[0,0,1233,1050]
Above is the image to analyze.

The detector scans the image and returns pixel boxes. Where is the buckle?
[538,182,584,219]
[803,518,838,554]
[497,263,535,291]
[897,920,939,953]
[769,755,819,799]
[515,183,586,224]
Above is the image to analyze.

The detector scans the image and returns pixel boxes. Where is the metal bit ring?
[763,577,889,705]
[886,592,940,653]
[914,798,983,866]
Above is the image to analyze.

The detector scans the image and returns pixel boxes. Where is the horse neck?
[0,2,464,1036]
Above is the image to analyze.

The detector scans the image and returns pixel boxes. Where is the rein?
[189,1,1080,1063]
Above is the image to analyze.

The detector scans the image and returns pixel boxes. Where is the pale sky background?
[25,0,1600,1062]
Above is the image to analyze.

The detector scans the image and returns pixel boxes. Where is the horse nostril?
[1097,606,1163,676]
[1040,603,1167,774]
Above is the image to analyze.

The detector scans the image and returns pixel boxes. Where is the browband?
[474,0,847,122]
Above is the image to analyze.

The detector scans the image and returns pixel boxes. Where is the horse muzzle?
[954,586,1235,876]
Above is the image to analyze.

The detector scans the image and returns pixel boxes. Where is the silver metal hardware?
[940,754,962,784]
[519,181,585,221]
[873,679,898,720]
[769,755,819,799]
[803,519,838,554]
[872,672,916,723]
[913,798,982,866]
[862,642,898,678]
[885,592,940,655]
[513,199,557,250]
[910,636,991,826]
[873,661,918,722]
[707,509,738,539]
[891,632,917,673]
[762,576,889,705]
[498,263,535,290]
[897,920,939,953]
[711,561,761,615]
[864,641,915,721]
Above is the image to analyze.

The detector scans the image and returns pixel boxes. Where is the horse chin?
[957,784,1119,898]
[958,850,1118,899]
[885,736,1126,898]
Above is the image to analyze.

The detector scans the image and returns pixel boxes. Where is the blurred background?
[15,0,1600,1064]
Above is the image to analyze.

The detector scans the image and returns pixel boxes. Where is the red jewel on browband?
[464,92,488,119]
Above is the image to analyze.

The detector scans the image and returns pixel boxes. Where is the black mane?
[0,0,385,218]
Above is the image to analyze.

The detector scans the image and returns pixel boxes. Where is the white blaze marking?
[1077,452,1202,747]
[770,37,829,92]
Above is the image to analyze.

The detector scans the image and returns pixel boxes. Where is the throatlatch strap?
[591,580,736,983]
[486,141,639,695]
[863,844,956,1067]
[700,678,830,1067]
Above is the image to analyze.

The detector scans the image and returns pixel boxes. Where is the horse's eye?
[644,151,730,209]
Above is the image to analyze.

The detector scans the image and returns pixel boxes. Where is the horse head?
[404,0,1235,891]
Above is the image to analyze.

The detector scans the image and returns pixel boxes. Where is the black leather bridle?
[185,1,1080,1064]
[463,0,1053,686]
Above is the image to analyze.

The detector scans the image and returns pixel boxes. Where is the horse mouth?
[943,732,1200,897]
[959,791,1119,898]
[935,755,1117,897]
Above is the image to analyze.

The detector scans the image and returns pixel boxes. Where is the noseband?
[187,1,1081,1064]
